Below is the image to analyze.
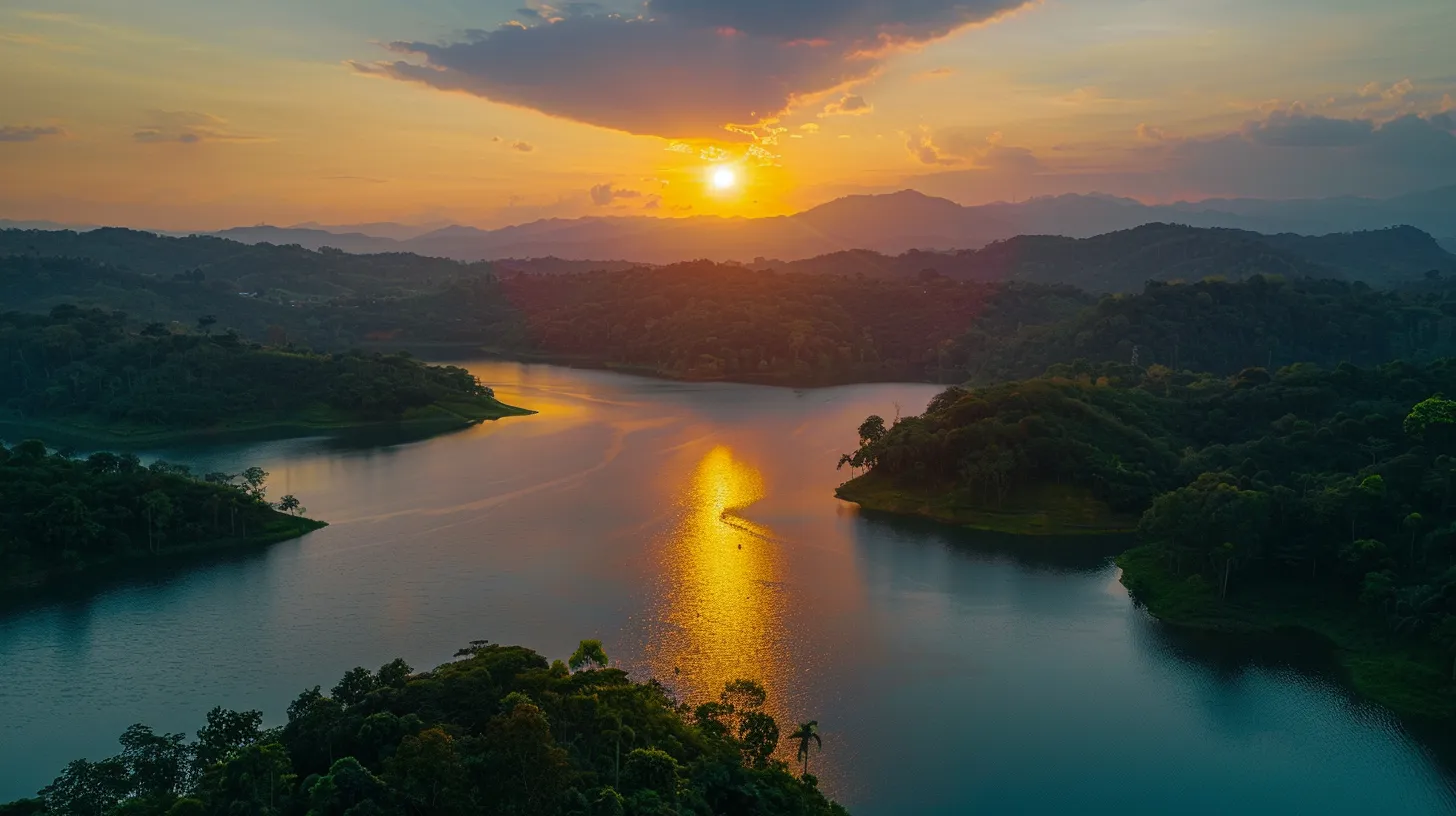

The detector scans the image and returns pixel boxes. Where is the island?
[1,639,847,816]
[0,306,532,446]
[1,440,327,592]
[837,359,1456,721]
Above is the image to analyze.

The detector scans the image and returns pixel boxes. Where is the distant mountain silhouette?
[9,185,1456,266]
[4,221,1451,297]
[203,186,1456,264]
[762,223,1456,291]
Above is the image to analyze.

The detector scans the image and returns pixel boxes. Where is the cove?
[1,361,1453,813]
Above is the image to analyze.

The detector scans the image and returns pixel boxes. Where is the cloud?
[905,126,959,165]
[904,126,1044,173]
[352,0,1030,138]
[132,111,259,144]
[589,183,643,205]
[917,66,954,79]
[0,124,65,142]
[909,109,1456,203]
[1135,123,1176,143]
[1241,109,1374,147]
[820,94,873,117]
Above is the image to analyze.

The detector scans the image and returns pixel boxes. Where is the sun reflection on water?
[648,445,788,708]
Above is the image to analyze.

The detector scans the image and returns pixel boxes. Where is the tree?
[330,666,379,708]
[569,639,609,672]
[140,490,174,554]
[377,658,412,689]
[278,495,301,515]
[39,758,129,816]
[118,723,192,799]
[1405,396,1456,447]
[194,707,265,772]
[385,728,469,815]
[737,711,779,769]
[790,721,823,777]
[196,315,217,336]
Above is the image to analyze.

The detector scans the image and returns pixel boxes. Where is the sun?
[711,166,737,190]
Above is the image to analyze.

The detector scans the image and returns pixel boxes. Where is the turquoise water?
[1,361,1452,813]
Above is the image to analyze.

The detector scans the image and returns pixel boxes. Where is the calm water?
[2,361,1454,813]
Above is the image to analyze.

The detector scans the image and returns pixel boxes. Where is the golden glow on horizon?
[648,445,786,707]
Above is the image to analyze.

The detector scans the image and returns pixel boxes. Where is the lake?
[2,361,1454,813]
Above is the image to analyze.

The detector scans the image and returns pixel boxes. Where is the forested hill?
[1,441,321,590]
[838,361,1456,718]
[767,224,1456,291]
[0,307,527,439]
[957,276,1456,383]
[3,640,848,816]
[9,228,1456,388]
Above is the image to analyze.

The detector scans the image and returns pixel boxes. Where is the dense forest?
[0,441,319,588]
[8,227,1456,387]
[0,640,846,816]
[838,360,1456,716]
[957,275,1456,383]
[0,307,524,435]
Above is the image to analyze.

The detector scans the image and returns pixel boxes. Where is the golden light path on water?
[646,445,790,717]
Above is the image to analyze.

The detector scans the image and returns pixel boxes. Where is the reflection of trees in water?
[1131,605,1456,791]
[851,510,1130,574]
[1,541,290,617]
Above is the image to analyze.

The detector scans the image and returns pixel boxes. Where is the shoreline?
[837,479,1455,722]
[835,474,1137,536]
[0,397,534,449]
[3,516,329,596]
[1116,544,1455,721]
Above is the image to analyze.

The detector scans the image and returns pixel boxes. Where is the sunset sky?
[2,0,1454,230]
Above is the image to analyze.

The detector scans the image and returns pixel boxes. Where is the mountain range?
[5,185,1456,266]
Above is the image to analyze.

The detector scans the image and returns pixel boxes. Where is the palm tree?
[790,721,821,777]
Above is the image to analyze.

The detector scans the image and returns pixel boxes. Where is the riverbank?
[835,473,1137,536]
[1116,545,1456,721]
[0,395,533,448]
[2,514,328,595]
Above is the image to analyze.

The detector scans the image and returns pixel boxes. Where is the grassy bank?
[3,513,328,594]
[836,472,1137,536]
[1117,544,1456,720]
[0,395,533,448]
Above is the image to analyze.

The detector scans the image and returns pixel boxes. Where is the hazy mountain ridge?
[759,223,1456,291]
[9,185,1454,264]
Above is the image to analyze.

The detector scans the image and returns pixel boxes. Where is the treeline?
[1,640,845,816]
[840,359,1456,706]
[10,227,1456,388]
[0,441,315,586]
[494,265,1089,384]
[956,276,1456,383]
[0,307,508,429]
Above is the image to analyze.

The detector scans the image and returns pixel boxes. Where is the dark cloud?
[1242,110,1374,147]
[907,111,1456,203]
[1167,111,1456,198]
[590,183,643,205]
[353,0,1028,138]
[649,0,1021,44]
[0,125,64,142]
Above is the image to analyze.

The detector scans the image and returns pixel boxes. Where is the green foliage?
[853,358,1456,712]
[568,639,609,672]
[0,442,318,586]
[9,642,846,815]
[0,307,512,432]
